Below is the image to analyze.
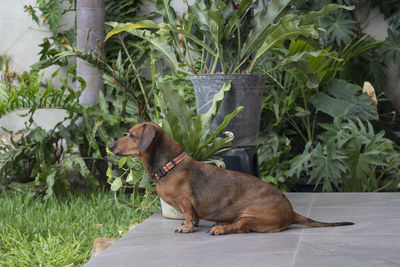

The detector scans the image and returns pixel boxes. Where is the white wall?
[0,0,69,134]
[0,0,48,73]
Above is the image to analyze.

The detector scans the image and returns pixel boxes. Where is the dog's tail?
[293,212,354,227]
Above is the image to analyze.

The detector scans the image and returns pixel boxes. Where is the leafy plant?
[0,64,142,198]
[105,0,353,74]
[381,28,400,64]
[310,79,378,120]
[319,9,357,46]
[155,80,242,162]
[294,0,358,47]
[1,0,168,200]
[257,131,291,191]
[292,0,400,136]
[259,35,382,144]
[289,118,400,192]
[24,0,76,69]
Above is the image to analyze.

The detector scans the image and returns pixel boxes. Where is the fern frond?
[0,68,83,120]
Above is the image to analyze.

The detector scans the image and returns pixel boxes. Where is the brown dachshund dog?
[109,122,353,235]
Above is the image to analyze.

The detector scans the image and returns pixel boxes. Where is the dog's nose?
[108,143,115,151]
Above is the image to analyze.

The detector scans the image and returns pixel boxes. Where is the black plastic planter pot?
[217,146,259,177]
[190,74,266,147]
[190,74,266,176]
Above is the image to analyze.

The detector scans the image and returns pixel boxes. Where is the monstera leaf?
[310,79,378,120]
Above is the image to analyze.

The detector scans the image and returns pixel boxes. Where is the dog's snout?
[108,143,116,152]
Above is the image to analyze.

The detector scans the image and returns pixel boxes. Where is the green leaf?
[300,4,354,25]
[223,0,254,39]
[105,20,159,41]
[200,81,231,138]
[44,171,56,201]
[106,168,113,182]
[118,157,128,168]
[319,10,357,46]
[155,0,177,25]
[157,80,194,150]
[126,170,135,185]
[381,29,400,64]
[310,79,378,120]
[160,24,217,57]
[155,93,184,145]
[307,142,347,192]
[250,18,319,72]
[24,5,40,25]
[241,0,294,60]
[197,136,230,160]
[200,106,243,148]
[288,142,313,178]
[139,174,152,189]
[111,177,122,191]
[312,118,397,192]
[202,1,226,44]
[106,23,185,73]
[98,91,108,113]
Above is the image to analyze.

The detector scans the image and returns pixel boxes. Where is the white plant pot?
[160,198,184,219]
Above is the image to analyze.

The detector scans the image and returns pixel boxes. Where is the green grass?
[0,190,159,266]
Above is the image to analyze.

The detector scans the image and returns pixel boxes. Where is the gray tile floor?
[84,193,400,267]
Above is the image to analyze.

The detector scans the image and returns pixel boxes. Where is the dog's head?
[108,122,159,156]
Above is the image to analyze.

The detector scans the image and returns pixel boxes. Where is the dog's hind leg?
[208,217,288,235]
[208,219,251,235]
[209,202,292,235]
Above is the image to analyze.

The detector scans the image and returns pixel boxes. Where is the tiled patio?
[85,193,400,267]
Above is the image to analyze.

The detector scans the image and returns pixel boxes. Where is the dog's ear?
[139,124,156,152]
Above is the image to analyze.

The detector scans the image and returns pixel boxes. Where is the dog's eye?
[129,133,135,139]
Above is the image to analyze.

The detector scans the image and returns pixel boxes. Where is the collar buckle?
[154,152,187,181]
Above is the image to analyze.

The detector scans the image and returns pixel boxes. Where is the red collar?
[154,152,187,181]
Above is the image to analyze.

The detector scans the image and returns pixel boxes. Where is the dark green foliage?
[310,79,378,120]
[257,131,292,190]
[289,118,400,192]
[0,63,141,198]
[319,10,357,46]
[381,29,400,64]
[7,0,400,198]
[3,0,161,199]
[293,0,397,108]
[255,4,399,191]
[107,0,352,74]
[294,0,358,47]
[0,67,83,122]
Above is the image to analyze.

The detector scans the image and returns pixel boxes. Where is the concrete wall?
[0,0,70,134]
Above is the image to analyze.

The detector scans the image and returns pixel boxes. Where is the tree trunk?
[76,0,105,105]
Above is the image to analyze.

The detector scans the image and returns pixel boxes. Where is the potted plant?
[105,0,353,171]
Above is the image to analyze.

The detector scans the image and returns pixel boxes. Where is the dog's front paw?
[175,225,194,233]
[181,220,199,227]
[209,225,226,236]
